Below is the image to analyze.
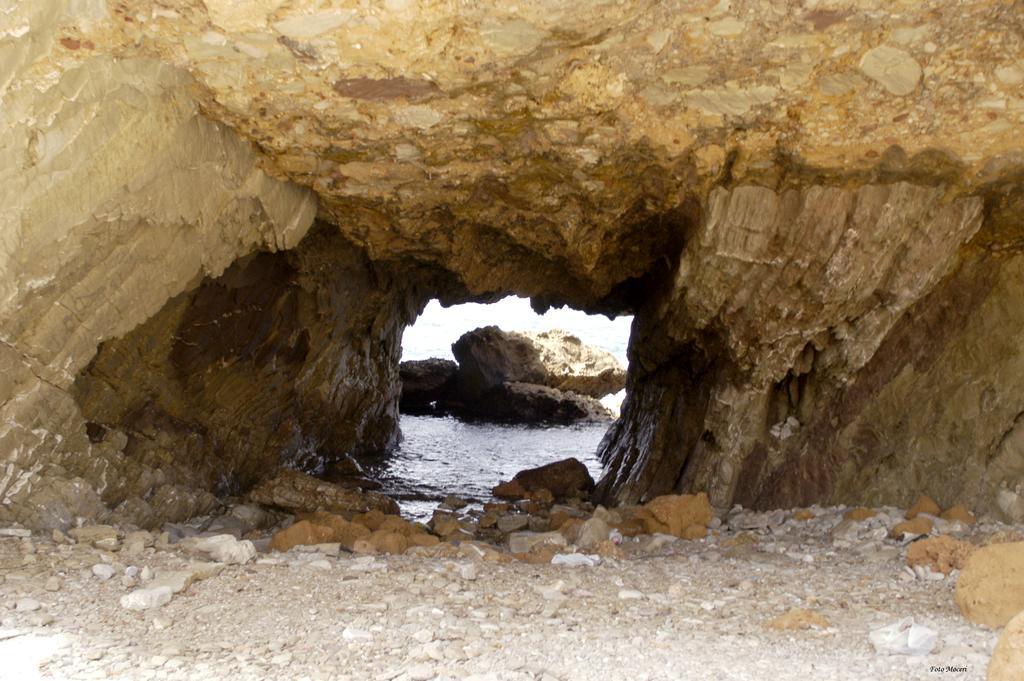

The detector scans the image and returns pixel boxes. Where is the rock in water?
[249,469,399,516]
[398,358,458,414]
[518,329,626,398]
[492,458,595,500]
[955,542,1024,627]
[989,610,1024,681]
[460,381,611,424]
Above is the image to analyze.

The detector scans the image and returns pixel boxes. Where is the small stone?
[508,531,567,554]
[182,534,256,565]
[15,598,41,612]
[859,45,922,96]
[120,586,174,611]
[843,507,878,521]
[307,559,332,571]
[458,563,478,581]
[441,495,469,510]
[27,611,54,626]
[496,515,529,533]
[0,528,32,538]
[152,615,172,630]
[767,608,831,631]
[905,495,941,520]
[575,517,611,550]
[792,509,815,521]
[939,504,976,525]
[891,517,932,538]
[639,493,713,538]
[140,566,154,581]
[906,536,975,575]
[68,525,119,546]
[92,563,116,581]
[44,577,61,592]
[617,589,644,600]
[405,663,435,681]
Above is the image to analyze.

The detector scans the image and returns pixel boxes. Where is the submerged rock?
[249,469,399,516]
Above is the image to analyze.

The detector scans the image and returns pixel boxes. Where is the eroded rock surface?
[1,0,1024,528]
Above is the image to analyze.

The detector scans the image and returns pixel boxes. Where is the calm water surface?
[365,415,610,520]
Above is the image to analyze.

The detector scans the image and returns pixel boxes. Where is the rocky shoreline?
[2,459,1022,680]
[400,327,626,425]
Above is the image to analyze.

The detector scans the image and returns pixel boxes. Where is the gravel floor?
[0,506,1011,681]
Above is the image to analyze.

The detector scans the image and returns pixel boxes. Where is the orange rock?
[351,538,375,555]
[483,502,511,514]
[681,524,708,540]
[368,530,409,555]
[594,539,625,559]
[642,492,714,538]
[527,488,555,507]
[906,495,941,519]
[721,532,758,548]
[558,518,585,543]
[353,509,387,531]
[793,509,815,521]
[939,504,977,525]
[843,507,877,521]
[378,515,415,536]
[514,544,559,564]
[989,610,1024,681]
[305,511,371,549]
[492,479,528,500]
[906,536,976,575]
[767,608,831,631]
[407,533,440,548]
[956,542,1024,628]
[613,518,647,537]
[891,516,933,538]
[268,520,335,553]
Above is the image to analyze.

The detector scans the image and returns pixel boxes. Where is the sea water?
[383,297,629,519]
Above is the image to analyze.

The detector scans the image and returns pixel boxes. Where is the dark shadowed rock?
[493,457,595,500]
[399,358,458,414]
[459,382,611,424]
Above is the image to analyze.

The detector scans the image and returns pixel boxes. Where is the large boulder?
[398,358,458,414]
[452,326,548,400]
[521,329,627,398]
[989,610,1024,681]
[493,458,595,500]
[249,469,400,516]
[955,542,1024,628]
[452,326,625,399]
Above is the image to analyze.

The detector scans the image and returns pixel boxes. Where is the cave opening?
[365,296,633,520]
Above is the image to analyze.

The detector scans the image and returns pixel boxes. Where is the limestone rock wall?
[0,0,316,529]
[597,176,1024,522]
[2,0,1024,529]
[73,225,427,525]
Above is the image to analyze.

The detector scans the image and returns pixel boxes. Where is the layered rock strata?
[1,0,1023,528]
